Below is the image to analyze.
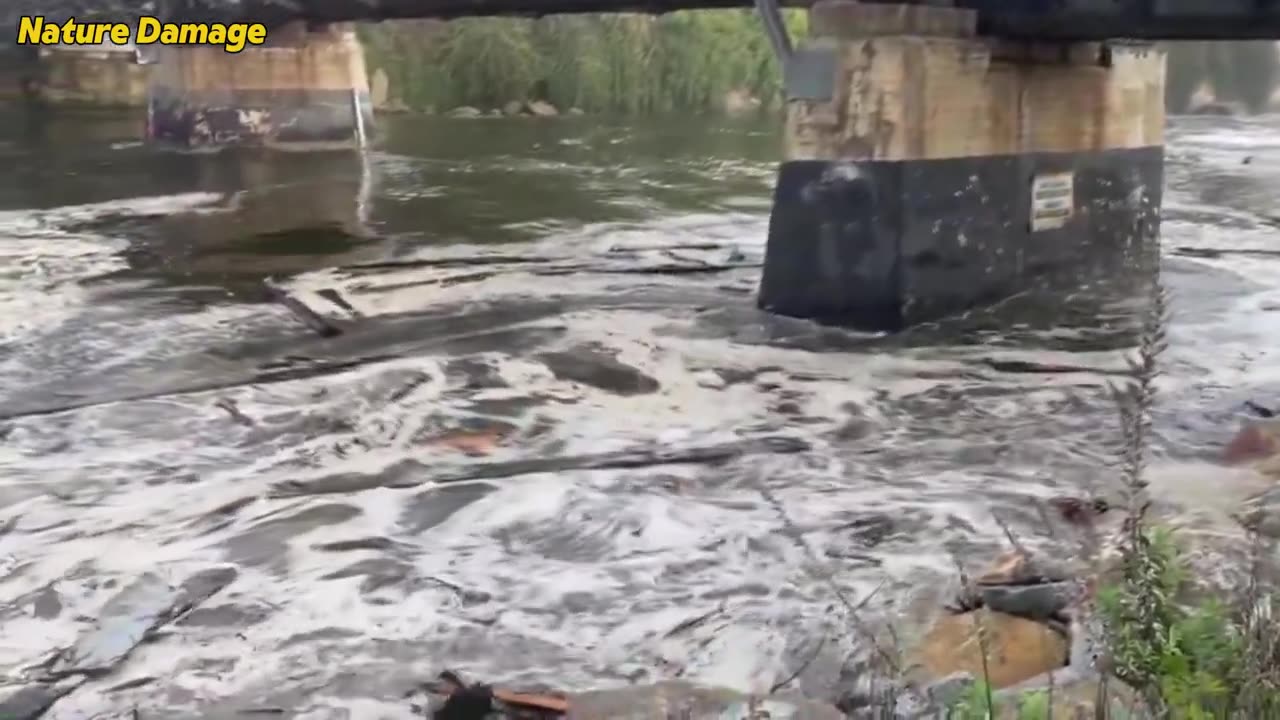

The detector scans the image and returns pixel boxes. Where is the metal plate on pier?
[784,46,838,102]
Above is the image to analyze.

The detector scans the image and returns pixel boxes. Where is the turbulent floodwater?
[1,108,1279,717]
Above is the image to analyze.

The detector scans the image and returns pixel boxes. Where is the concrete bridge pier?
[146,21,374,150]
[757,0,1166,331]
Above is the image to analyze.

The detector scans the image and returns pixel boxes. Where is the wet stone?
[1223,419,1280,465]
[976,550,1079,586]
[416,418,520,456]
[537,344,659,396]
[978,581,1079,620]
[911,610,1070,690]
[1235,485,1280,537]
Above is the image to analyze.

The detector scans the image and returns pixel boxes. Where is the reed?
[358,10,807,114]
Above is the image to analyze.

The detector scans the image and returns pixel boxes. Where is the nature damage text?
[16,17,268,53]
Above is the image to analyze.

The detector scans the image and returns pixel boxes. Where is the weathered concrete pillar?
[146,22,374,150]
[34,45,148,107]
[757,1,1165,331]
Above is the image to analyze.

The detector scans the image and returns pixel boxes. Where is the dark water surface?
[1,108,1278,717]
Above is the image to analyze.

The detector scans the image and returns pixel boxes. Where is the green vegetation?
[359,11,805,115]
[1098,527,1280,718]
[362,16,1279,116]
[949,680,1055,720]
[1164,41,1279,113]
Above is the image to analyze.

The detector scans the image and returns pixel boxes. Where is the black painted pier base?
[757,147,1164,331]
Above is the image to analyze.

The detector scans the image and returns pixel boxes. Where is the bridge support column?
[146,22,373,150]
[757,1,1165,331]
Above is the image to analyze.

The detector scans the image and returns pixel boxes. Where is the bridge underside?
[9,0,1280,40]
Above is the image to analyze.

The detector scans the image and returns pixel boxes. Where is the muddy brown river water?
[0,108,1279,717]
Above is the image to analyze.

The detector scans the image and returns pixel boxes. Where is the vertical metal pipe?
[754,0,794,63]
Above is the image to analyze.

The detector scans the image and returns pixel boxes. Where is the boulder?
[567,681,843,720]
[1235,485,1280,537]
[723,88,761,115]
[369,67,390,109]
[952,551,1087,620]
[976,550,1079,587]
[1223,419,1280,466]
[978,582,1079,621]
[448,106,482,118]
[527,100,558,117]
[503,100,525,116]
[910,610,1070,690]
[1187,101,1241,116]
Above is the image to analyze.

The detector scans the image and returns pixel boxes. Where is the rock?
[1223,419,1280,465]
[369,67,390,109]
[448,106,482,118]
[1235,485,1280,537]
[922,672,976,710]
[567,681,844,719]
[488,109,503,117]
[979,582,1079,620]
[976,550,1079,587]
[417,419,519,457]
[723,87,761,115]
[526,100,558,117]
[954,551,1092,621]
[502,100,524,116]
[910,611,1070,690]
[1188,101,1240,116]
[567,107,585,116]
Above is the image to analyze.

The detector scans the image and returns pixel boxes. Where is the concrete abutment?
[758,0,1166,331]
[146,21,374,150]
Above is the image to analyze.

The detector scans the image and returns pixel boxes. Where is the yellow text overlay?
[16,16,268,53]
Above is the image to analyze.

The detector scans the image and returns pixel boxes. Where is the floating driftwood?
[263,280,345,338]
[0,567,237,720]
[268,435,811,499]
[979,358,1127,376]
